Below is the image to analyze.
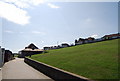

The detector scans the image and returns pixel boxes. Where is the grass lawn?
[30,39,119,80]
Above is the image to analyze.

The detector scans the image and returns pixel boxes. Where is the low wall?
[24,57,93,81]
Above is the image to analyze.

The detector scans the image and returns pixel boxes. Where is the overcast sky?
[0,0,119,53]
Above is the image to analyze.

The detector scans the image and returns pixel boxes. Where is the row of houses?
[18,42,72,58]
[75,37,95,45]
[43,43,70,50]
[102,33,120,40]
[75,33,120,45]
[18,43,70,57]
[0,46,14,68]
[17,33,120,58]
[43,33,120,50]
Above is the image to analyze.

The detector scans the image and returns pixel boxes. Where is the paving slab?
[2,58,54,80]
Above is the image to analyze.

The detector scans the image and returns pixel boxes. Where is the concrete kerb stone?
[24,57,94,81]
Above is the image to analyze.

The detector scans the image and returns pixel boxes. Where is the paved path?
[2,58,54,80]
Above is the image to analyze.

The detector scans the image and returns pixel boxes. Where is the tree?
[75,39,78,43]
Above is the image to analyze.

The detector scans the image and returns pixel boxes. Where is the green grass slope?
[30,39,119,79]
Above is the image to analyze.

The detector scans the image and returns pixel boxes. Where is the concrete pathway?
[2,58,54,80]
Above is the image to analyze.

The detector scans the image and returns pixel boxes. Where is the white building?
[0,47,5,68]
[61,43,69,48]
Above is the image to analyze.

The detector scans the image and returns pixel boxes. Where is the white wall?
[0,47,4,68]
[0,46,2,67]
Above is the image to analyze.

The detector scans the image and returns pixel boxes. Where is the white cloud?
[0,1,60,25]
[4,30,14,33]
[43,0,119,2]
[41,41,44,43]
[32,31,42,34]
[14,48,23,52]
[20,32,24,34]
[30,0,44,6]
[47,3,60,8]
[2,0,44,8]
[31,31,46,35]
[82,18,92,25]
[3,0,29,8]
[0,1,30,25]
[81,18,93,29]
[91,34,98,38]
[86,18,92,22]
[0,0,44,25]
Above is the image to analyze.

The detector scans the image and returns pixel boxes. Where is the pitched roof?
[27,43,39,49]
[61,43,69,45]
[21,48,44,52]
[87,37,95,40]
[104,33,120,37]
[20,43,44,52]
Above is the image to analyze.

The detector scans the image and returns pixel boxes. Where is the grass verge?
[30,39,119,79]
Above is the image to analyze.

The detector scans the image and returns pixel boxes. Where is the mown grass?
[30,39,119,79]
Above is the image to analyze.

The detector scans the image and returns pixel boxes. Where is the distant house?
[61,43,69,48]
[75,38,84,45]
[75,37,95,45]
[53,46,57,49]
[25,43,39,50]
[44,47,51,50]
[84,39,89,43]
[18,43,44,58]
[87,37,95,43]
[102,33,120,40]
[83,37,94,43]
[95,38,103,42]
[69,43,74,47]
[57,45,61,48]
